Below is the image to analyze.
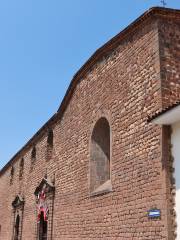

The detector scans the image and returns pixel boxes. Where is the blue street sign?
[148,209,161,218]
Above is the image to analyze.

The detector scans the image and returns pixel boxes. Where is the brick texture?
[0,8,180,240]
[159,17,180,108]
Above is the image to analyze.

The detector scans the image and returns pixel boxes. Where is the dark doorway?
[14,215,20,240]
[39,212,47,240]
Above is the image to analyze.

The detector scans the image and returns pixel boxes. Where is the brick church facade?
[0,7,180,240]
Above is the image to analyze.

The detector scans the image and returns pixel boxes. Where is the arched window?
[30,146,36,171]
[10,166,14,185]
[32,146,36,159]
[46,129,53,161]
[47,129,53,147]
[31,146,36,162]
[19,158,24,180]
[90,117,111,195]
[14,215,20,240]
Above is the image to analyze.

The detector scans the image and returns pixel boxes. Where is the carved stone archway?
[34,177,55,240]
[12,195,24,240]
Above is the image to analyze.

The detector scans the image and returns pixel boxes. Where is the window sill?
[90,180,112,197]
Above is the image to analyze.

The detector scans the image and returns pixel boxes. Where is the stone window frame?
[12,195,25,240]
[89,110,113,197]
[34,177,55,240]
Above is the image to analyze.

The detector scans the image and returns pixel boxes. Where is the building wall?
[0,15,173,240]
[158,15,180,240]
[159,16,180,108]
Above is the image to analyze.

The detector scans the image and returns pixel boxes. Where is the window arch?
[30,146,36,171]
[90,117,111,195]
[10,166,14,185]
[31,146,36,160]
[47,129,53,147]
[46,129,53,161]
[19,158,24,180]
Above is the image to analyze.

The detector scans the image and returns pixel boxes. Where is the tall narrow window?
[30,146,36,171]
[10,166,14,185]
[32,146,36,160]
[47,129,53,147]
[46,129,53,161]
[19,158,24,180]
[14,215,20,240]
[39,212,47,240]
[90,117,111,195]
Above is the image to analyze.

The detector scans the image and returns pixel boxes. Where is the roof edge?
[0,112,59,176]
[57,7,180,114]
[147,101,180,123]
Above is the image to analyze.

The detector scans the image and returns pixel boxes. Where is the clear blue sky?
[0,0,179,169]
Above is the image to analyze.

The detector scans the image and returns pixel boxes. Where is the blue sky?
[0,0,179,169]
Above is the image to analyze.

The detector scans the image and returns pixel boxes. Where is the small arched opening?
[10,166,14,185]
[90,117,111,194]
[46,129,54,161]
[19,158,24,180]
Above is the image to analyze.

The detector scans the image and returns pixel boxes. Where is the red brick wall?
[159,17,180,108]
[0,14,175,240]
[158,15,180,240]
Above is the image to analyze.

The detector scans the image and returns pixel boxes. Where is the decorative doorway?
[39,212,48,240]
[34,177,55,240]
[12,195,24,240]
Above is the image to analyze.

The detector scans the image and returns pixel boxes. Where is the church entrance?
[39,212,47,240]
[34,177,55,240]
[12,195,24,240]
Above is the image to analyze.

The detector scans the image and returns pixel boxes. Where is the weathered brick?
[0,7,180,240]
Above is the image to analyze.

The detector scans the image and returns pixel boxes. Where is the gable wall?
[159,17,180,108]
